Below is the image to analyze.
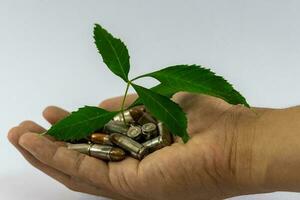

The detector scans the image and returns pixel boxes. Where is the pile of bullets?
[67,106,173,161]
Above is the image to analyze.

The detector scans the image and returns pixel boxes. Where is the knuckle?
[52,146,88,176]
[73,153,87,174]
[51,146,65,163]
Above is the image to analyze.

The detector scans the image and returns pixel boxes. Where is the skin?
[7,92,300,200]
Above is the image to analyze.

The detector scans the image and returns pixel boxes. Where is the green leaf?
[139,65,250,107]
[47,106,117,141]
[148,83,178,98]
[94,24,130,82]
[130,83,178,108]
[131,84,190,143]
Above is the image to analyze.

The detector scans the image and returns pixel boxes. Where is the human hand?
[8,92,294,200]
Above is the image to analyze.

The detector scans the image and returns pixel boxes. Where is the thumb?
[172,92,234,135]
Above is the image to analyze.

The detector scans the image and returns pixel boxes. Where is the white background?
[1,0,300,199]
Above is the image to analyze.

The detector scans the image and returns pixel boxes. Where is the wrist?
[231,106,271,194]
[224,106,280,195]
[211,105,272,196]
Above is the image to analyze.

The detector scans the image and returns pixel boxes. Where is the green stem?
[130,74,148,82]
[121,81,131,125]
[39,131,47,136]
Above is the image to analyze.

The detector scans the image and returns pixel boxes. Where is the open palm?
[8,92,267,200]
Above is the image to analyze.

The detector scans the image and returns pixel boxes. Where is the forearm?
[254,106,300,192]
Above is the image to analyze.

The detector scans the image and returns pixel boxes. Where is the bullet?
[126,125,142,140]
[141,122,158,140]
[113,110,134,123]
[110,133,149,160]
[90,133,113,145]
[113,106,145,123]
[103,120,129,135]
[67,143,126,161]
[157,121,173,145]
[142,137,164,152]
[66,143,90,154]
[89,144,126,161]
[142,122,173,152]
[137,112,157,125]
[129,106,146,122]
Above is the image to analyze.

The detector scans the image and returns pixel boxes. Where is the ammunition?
[110,133,149,160]
[142,137,164,152]
[137,112,157,125]
[90,133,113,145]
[103,120,129,135]
[113,106,145,123]
[67,143,126,161]
[157,121,173,145]
[141,123,158,140]
[113,110,134,123]
[128,106,146,122]
[68,110,173,161]
[66,143,90,154]
[126,125,142,140]
[142,122,172,152]
[89,144,126,161]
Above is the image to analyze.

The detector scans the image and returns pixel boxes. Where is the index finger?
[18,132,113,191]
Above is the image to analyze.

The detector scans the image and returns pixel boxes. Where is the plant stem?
[121,81,131,125]
[130,74,148,82]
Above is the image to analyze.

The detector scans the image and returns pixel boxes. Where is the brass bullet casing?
[157,121,173,145]
[137,112,157,125]
[142,137,165,152]
[90,133,113,145]
[128,106,146,122]
[103,120,129,135]
[113,110,134,123]
[66,143,90,154]
[110,133,149,160]
[89,144,126,161]
[126,125,142,140]
[141,122,158,140]
[113,106,145,123]
[67,143,126,161]
[142,122,173,152]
